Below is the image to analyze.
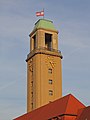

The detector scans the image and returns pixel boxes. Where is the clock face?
[45,56,56,68]
[28,59,33,72]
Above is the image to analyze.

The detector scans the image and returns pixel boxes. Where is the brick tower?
[26,19,62,112]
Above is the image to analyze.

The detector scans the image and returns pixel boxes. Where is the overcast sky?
[0,0,90,120]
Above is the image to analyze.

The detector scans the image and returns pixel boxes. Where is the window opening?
[45,33,52,50]
[33,35,36,49]
[48,68,52,74]
[31,103,33,109]
[49,79,53,84]
[49,90,53,95]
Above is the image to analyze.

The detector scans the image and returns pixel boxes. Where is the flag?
[36,10,44,17]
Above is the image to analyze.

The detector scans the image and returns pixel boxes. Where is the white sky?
[0,0,90,120]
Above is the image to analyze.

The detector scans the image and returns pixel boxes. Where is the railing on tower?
[27,47,62,60]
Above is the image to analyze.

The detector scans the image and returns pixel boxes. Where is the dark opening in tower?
[45,33,52,50]
[33,35,36,49]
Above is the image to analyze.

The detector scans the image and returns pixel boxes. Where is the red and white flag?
[36,10,44,17]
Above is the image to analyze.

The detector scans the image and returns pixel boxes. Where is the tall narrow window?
[45,33,52,50]
[31,103,33,109]
[33,35,36,49]
[31,81,33,86]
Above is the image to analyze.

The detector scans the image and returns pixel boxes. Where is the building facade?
[26,19,62,112]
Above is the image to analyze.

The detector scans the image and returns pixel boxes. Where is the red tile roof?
[14,94,85,120]
[76,106,90,120]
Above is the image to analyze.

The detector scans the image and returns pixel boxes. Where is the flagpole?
[43,8,44,19]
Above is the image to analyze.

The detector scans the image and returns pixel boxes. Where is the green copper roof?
[33,19,57,32]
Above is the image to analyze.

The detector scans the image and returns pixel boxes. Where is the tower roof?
[31,19,58,34]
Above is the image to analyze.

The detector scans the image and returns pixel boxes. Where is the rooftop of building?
[76,106,90,120]
[31,19,58,34]
[14,94,86,120]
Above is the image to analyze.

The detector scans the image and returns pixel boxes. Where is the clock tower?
[26,19,62,112]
